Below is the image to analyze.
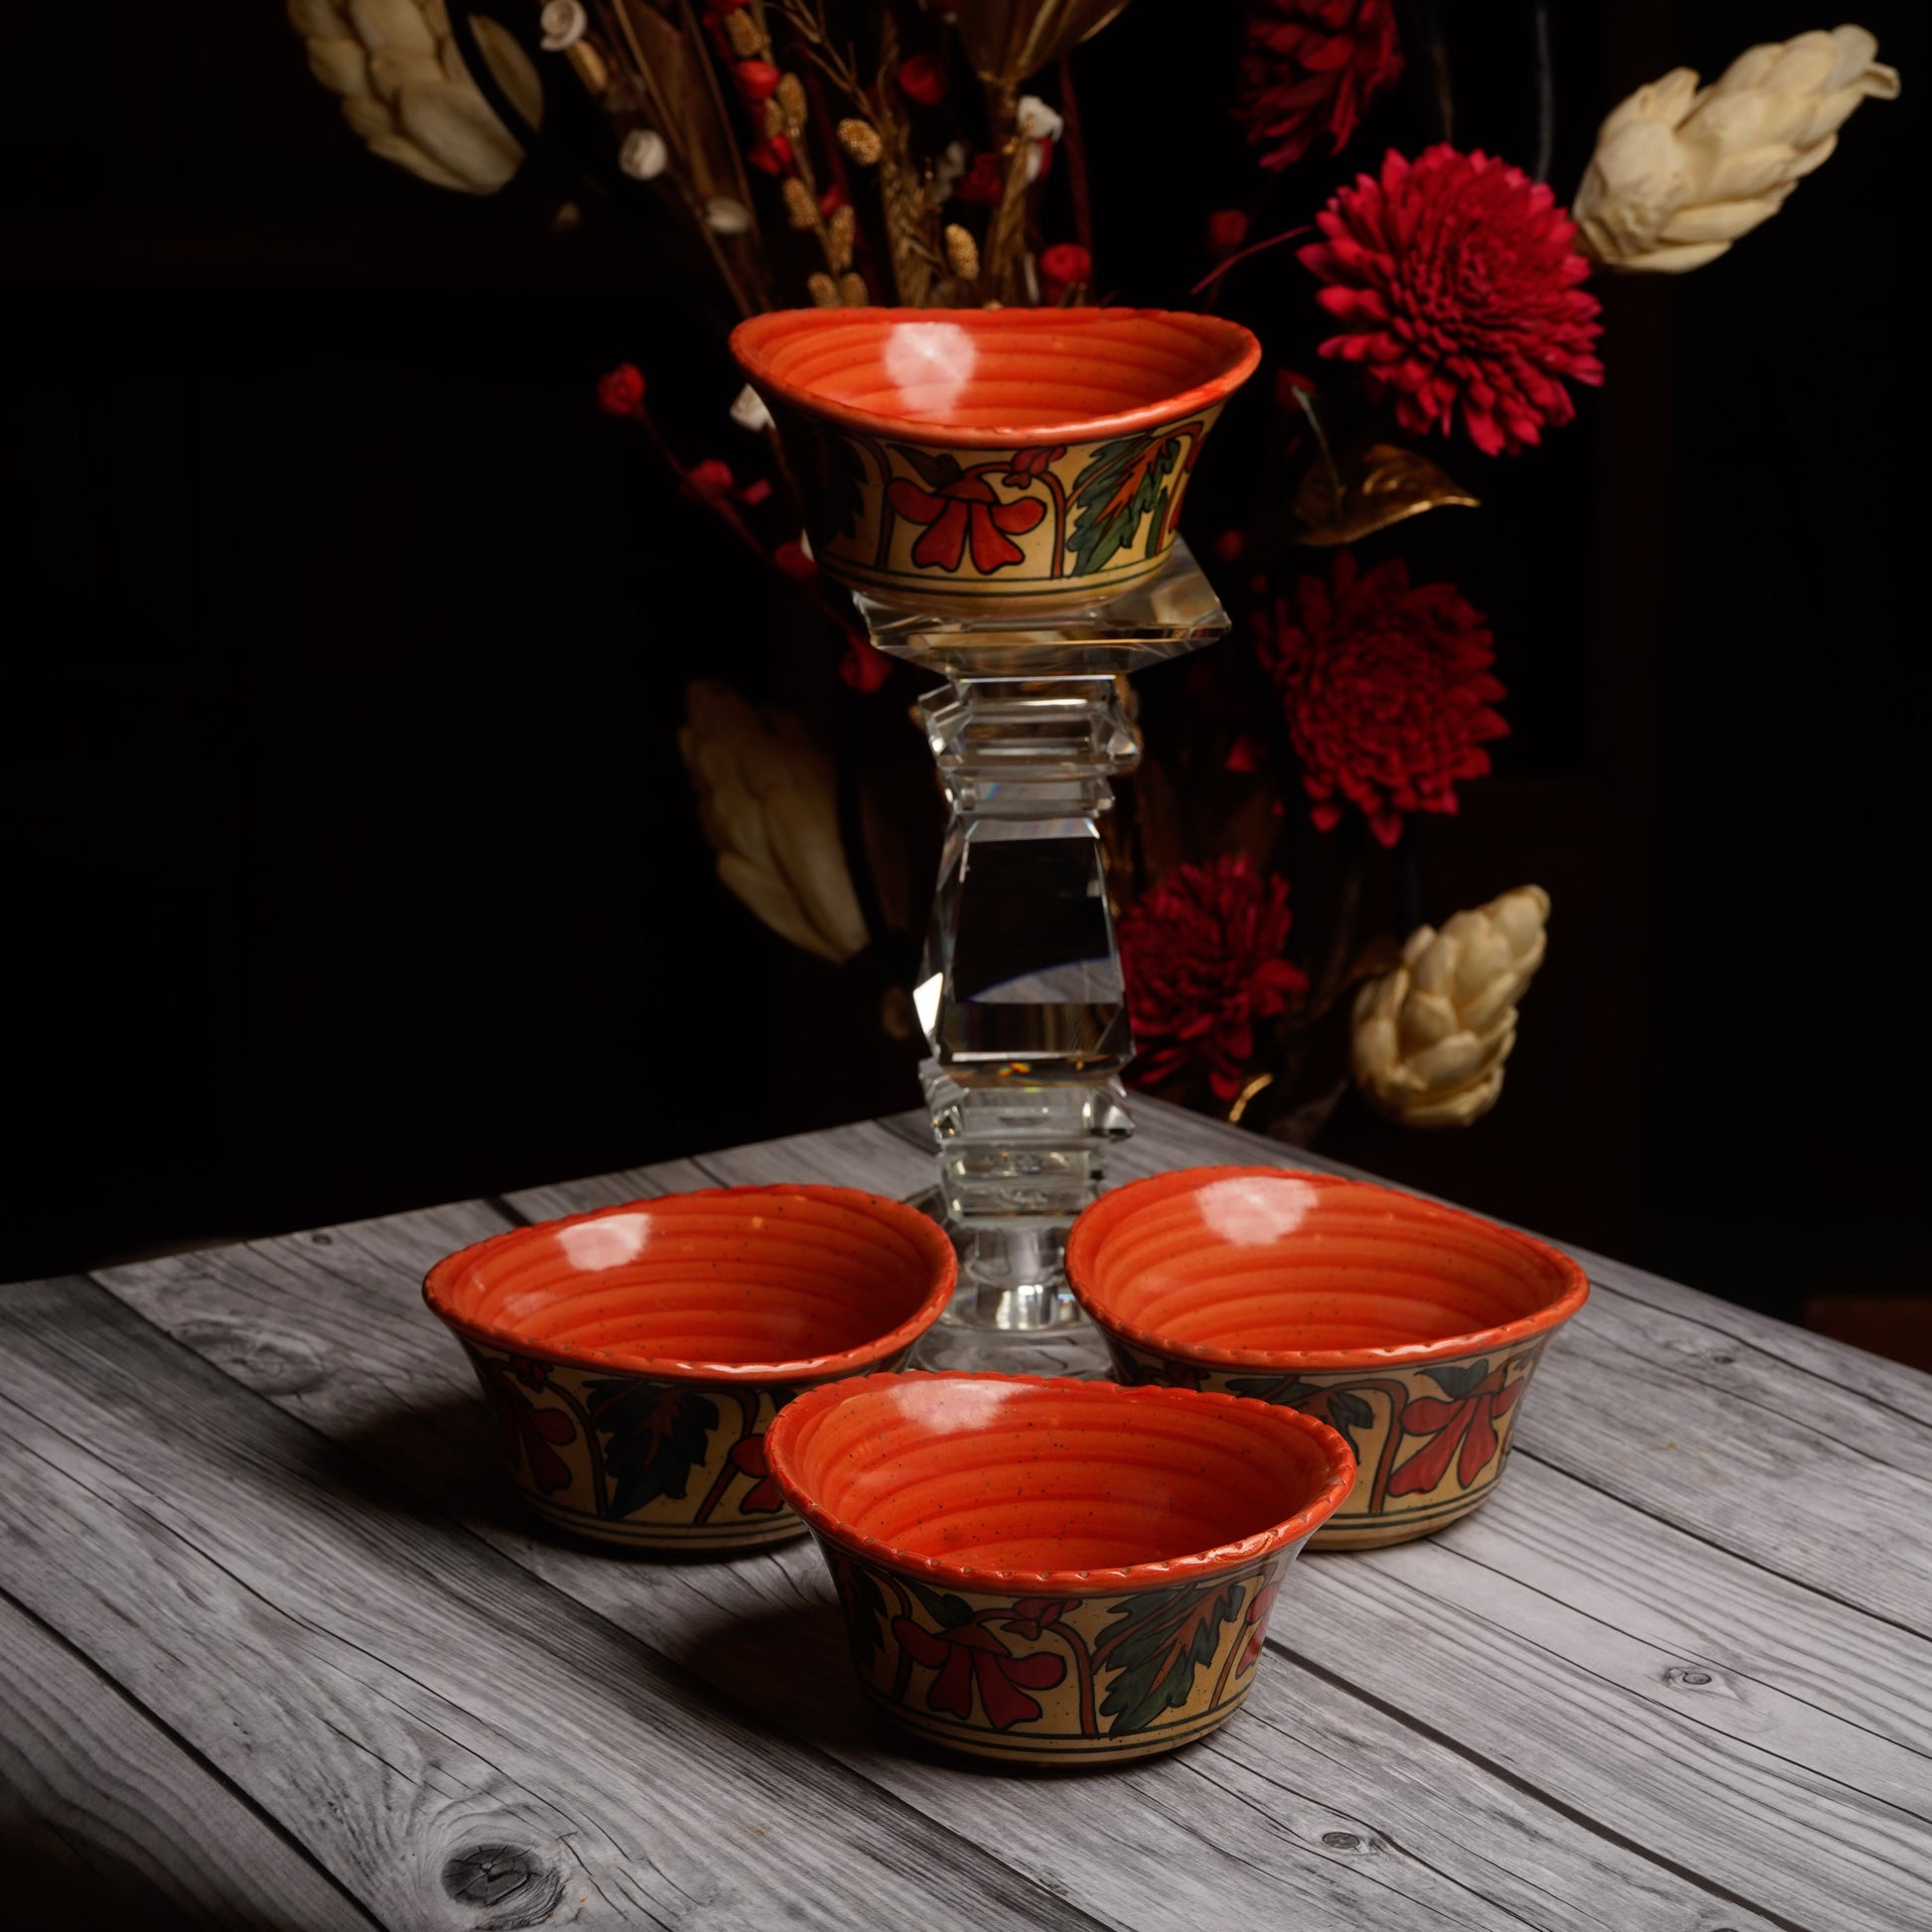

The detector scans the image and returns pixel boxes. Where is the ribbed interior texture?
[1075,1172,1575,1353]
[784,1378,1339,1571]
[739,310,1253,432]
[436,1191,946,1368]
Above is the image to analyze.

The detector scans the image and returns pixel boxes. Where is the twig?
[1189,222,1311,298]
[1055,55,1094,277]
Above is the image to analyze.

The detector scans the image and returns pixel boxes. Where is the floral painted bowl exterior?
[731,309,1260,615]
[423,1185,956,1552]
[1065,1167,1589,1550]
[765,1371,1354,1764]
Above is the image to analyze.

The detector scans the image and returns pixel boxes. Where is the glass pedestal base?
[856,543,1231,1341]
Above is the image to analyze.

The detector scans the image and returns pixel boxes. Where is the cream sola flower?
[289,0,542,195]
[679,683,868,967]
[1574,25,1898,273]
[1352,888,1549,1128]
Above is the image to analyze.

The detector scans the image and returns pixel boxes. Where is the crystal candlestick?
[857,543,1230,1330]
[731,307,1260,1339]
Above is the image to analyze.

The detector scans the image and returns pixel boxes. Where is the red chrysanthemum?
[1299,146,1604,457]
[1119,856,1309,1102]
[1258,551,1506,847]
[1236,0,1402,172]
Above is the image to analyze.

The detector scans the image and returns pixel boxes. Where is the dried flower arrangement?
[290,2,1898,1141]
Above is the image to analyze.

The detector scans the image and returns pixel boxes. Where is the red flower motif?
[887,474,1045,574]
[1001,444,1066,488]
[897,53,948,106]
[1237,0,1403,171]
[596,364,645,418]
[1118,855,1309,1102]
[479,1359,575,1494]
[1239,1580,1282,1673]
[1299,146,1604,457]
[953,153,1003,206]
[726,1432,784,1514]
[1038,242,1091,301]
[893,1617,1065,1729]
[1001,1596,1079,1642]
[1389,1364,1522,1496]
[1258,551,1505,847]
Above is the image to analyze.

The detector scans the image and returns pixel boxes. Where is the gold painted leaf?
[1292,444,1478,547]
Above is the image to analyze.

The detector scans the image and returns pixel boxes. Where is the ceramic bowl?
[731,308,1260,615]
[1065,1167,1590,1550]
[423,1185,956,1552]
[765,1371,1354,1764]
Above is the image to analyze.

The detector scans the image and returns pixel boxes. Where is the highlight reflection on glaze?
[1195,1173,1318,1247]
[882,321,975,421]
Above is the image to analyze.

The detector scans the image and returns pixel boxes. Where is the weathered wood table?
[4,1098,1928,1932]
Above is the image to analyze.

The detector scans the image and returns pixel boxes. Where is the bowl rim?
[730,306,1263,449]
[764,1368,1357,1589]
[421,1183,958,1385]
[1064,1165,1591,1372]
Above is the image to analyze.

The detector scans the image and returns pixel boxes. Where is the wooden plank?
[92,1194,1915,1929]
[0,1275,1100,1932]
[0,1589,376,1932]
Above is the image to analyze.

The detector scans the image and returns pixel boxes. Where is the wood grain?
[0,1275,1098,1932]
[94,1173,1927,1928]
[0,1589,376,1932]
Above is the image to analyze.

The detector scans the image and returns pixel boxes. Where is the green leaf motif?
[1065,432,1182,577]
[1096,1579,1245,1736]
[584,1379,719,1519]
[905,1573,976,1632]
[1426,1358,1493,1402]
[1225,1374,1306,1405]
[1324,1389,1376,1440]
[838,1559,890,1676]
[816,434,870,541]
[890,443,965,490]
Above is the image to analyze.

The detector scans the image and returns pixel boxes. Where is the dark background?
[4,3,1922,1346]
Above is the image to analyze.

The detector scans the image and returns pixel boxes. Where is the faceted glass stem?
[855,543,1229,1335]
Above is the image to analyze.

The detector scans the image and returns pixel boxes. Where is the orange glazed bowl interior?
[731,307,1261,443]
[1065,1167,1589,1373]
[765,1371,1355,1586]
[423,1184,957,1381]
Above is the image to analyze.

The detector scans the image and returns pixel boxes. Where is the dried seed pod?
[776,73,808,131]
[724,11,765,59]
[761,96,785,137]
[806,270,840,307]
[826,202,857,269]
[838,270,868,306]
[619,128,668,182]
[837,118,883,165]
[943,222,980,281]
[782,178,817,229]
